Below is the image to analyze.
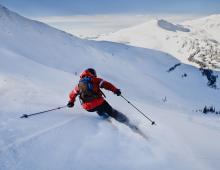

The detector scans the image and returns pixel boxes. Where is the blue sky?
[0,0,220,17]
[1,0,219,37]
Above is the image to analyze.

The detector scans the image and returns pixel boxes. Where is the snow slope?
[1,5,220,170]
[184,14,220,42]
[97,15,220,70]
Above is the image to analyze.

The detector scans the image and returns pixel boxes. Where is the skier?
[67,68,129,123]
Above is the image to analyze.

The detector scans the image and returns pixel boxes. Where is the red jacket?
[69,70,118,110]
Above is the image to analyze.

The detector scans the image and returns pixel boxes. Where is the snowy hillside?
[184,14,220,42]
[1,5,220,170]
[97,15,220,70]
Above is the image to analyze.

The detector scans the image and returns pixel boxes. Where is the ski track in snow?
[0,115,151,170]
[0,117,77,154]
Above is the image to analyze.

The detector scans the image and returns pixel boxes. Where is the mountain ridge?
[97,16,220,70]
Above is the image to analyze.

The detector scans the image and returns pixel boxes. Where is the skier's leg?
[111,109,129,123]
[87,103,110,119]
[96,110,110,119]
[101,101,129,123]
[89,100,129,123]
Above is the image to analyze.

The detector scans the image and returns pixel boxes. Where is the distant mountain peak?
[0,4,21,22]
[97,15,220,70]
[157,19,190,32]
[0,4,9,14]
[0,4,14,14]
[0,4,6,9]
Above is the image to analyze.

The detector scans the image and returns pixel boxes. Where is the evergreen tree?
[203,106,207,114]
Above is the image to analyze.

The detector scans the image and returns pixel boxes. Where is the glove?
[67,101,74,108]
[114,89,121,96]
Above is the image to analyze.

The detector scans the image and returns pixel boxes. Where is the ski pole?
[120,95,156,125]
[20,105,67,119]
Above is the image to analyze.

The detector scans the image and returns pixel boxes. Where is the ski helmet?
[87,68,97,77]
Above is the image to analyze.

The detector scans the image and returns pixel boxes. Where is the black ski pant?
[87,101,129,123]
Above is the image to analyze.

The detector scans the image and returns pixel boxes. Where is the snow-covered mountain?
[1,5,220,170]
[184,14,220,42]
[97,15,220,70]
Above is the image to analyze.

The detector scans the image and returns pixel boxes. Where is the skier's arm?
[68,86,79,105]
[97,78,119,93]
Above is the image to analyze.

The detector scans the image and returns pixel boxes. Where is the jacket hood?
[80,70,95,78]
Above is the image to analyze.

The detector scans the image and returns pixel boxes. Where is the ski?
[106,118,148,140]
[126,123,148,140]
